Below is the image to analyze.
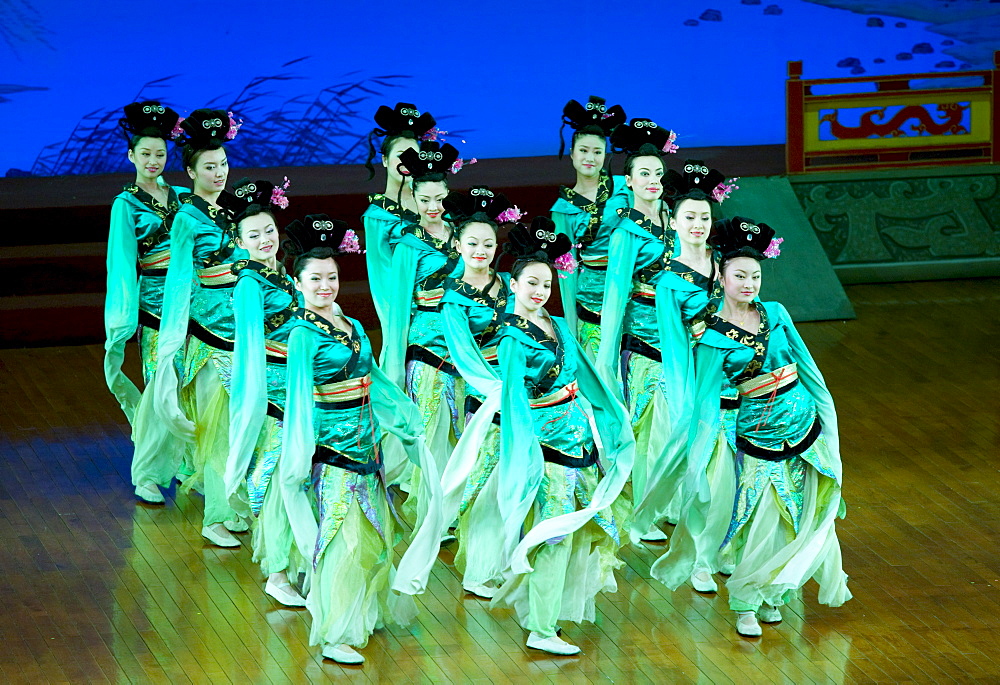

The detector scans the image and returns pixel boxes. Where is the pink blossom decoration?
[226,112,243,140]
[270,177,290,209]
[495,206,526,223]
[662,130,679,154]
[553,251,578,279]
[763,237,784,259]
[339,228,364,254]
[170,118,185,141]
[712,177,740,203]
[450,157,478,174]
[421,127,449,142]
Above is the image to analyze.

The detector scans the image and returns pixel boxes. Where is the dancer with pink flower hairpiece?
[105,100,189,506]
[650,216,851,638]
[145,108,250,548]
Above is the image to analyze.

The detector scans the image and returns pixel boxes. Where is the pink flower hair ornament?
[226,112,243,141]
[711,177,740,203]
[763,237,784,259]
[662,130,679,154]
[421,127,449,142]
[495,206,526,223]
[339,228,364,254]
[170,117,185,141]
[553,251,578,279]
[270,177,290,209]
[450,157,477,174]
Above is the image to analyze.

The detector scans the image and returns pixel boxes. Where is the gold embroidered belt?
[416,287,444,312]
[737,363,798,400]
[631,282,656,305]
[264,339,288,364]
[580,254,608,271]
[139,249,171,275]
[531,381,578,408]
[314,374,371,408]
[197,263,237,288]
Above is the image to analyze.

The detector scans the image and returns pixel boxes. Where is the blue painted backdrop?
[2,0,997,176]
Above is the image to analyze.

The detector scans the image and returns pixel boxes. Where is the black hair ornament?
[175,108,242,149]
[504,217,577,279]
[396,141,462,180]
[282,214,363,257]
[119,100,181,142]
[663,159,739,206]
[444,185,525,225]
[709,216,783,259]
[610,118,679,156]
[558,95,627,158]
[218,176,291,223]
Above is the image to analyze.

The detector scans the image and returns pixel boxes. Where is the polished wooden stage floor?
[1,278,998,684]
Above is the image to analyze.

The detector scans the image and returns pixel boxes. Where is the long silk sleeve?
[103,197,142,423]
[551,211,580,334]
[224,277,267,498]
[151,208,196,438]
[595,227,640,395]
[380,241,418,387]
[509,334,635,574]
[279,326,320,561]
[362,210,397,329]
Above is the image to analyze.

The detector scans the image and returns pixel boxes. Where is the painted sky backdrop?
[3,0,998,176]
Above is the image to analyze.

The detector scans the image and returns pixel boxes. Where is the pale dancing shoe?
[201,523,241,548]
[757,604,782,624]
[265,576,307,607]
[719,562,736,575]
[135,483,164,504]
[526,631,581,656]
[440,532,457,545]
[736,611,762,637]
[224,517,250,533]
[463,584,496,599]
[322,643,364,664]
[639,527,668,542]
[691,570,718,593]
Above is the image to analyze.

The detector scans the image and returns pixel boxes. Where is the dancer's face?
[236,213,279,265]
[510,262,552,313]
[187,148,229,195]
[626,155,664,202]
[570,134,605,180]
[670,198,712,248]
[294,257,340,308]
[721,257,761,305]
[454,222,497,271]
[414,181,448,226]
[384,137,419,185]
[128,136,167,183]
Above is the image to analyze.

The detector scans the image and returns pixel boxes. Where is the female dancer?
[595,118,681,542]
[652,217,850,637]
[378,141,463,496]
[104,100,186,504]
[489,219,634,656]
[276,220,435,664]
[362,102,437,328]
[153,108,246,547]
[222,179,310,606]
[550,95,628,356]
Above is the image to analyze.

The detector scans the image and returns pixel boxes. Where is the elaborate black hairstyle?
[663,159,731,209]
[445,185,515,223]
[610,118,677,156]
[397,141,460,182]
[365,102,437,179]
[119,100,180,143]
[559,95,627,157]
[710,216,782,269]
[218,177,290,224]
[175,108,237,149]
[282,214,351,256]
[504,216,572,264]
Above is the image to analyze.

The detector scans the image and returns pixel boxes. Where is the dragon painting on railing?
[819,103,970,140]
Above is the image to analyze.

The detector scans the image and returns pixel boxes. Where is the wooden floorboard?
[0,277,998,683]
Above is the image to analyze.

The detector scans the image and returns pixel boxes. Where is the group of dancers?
[103,95,851,664]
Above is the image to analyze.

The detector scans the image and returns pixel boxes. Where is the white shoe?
[135,483,164,504]
[526,631,581,655]
[758,604,782,624]
[322,643,364,664]
[639,527,668,542]
[464,583,496,599]
[719,562,736,575]
[736,611,762,637]
[440,533,457,545]
[265,576,307,607]
[691,570,718,593]
[224,517,249,533]
[202,523,240,548]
